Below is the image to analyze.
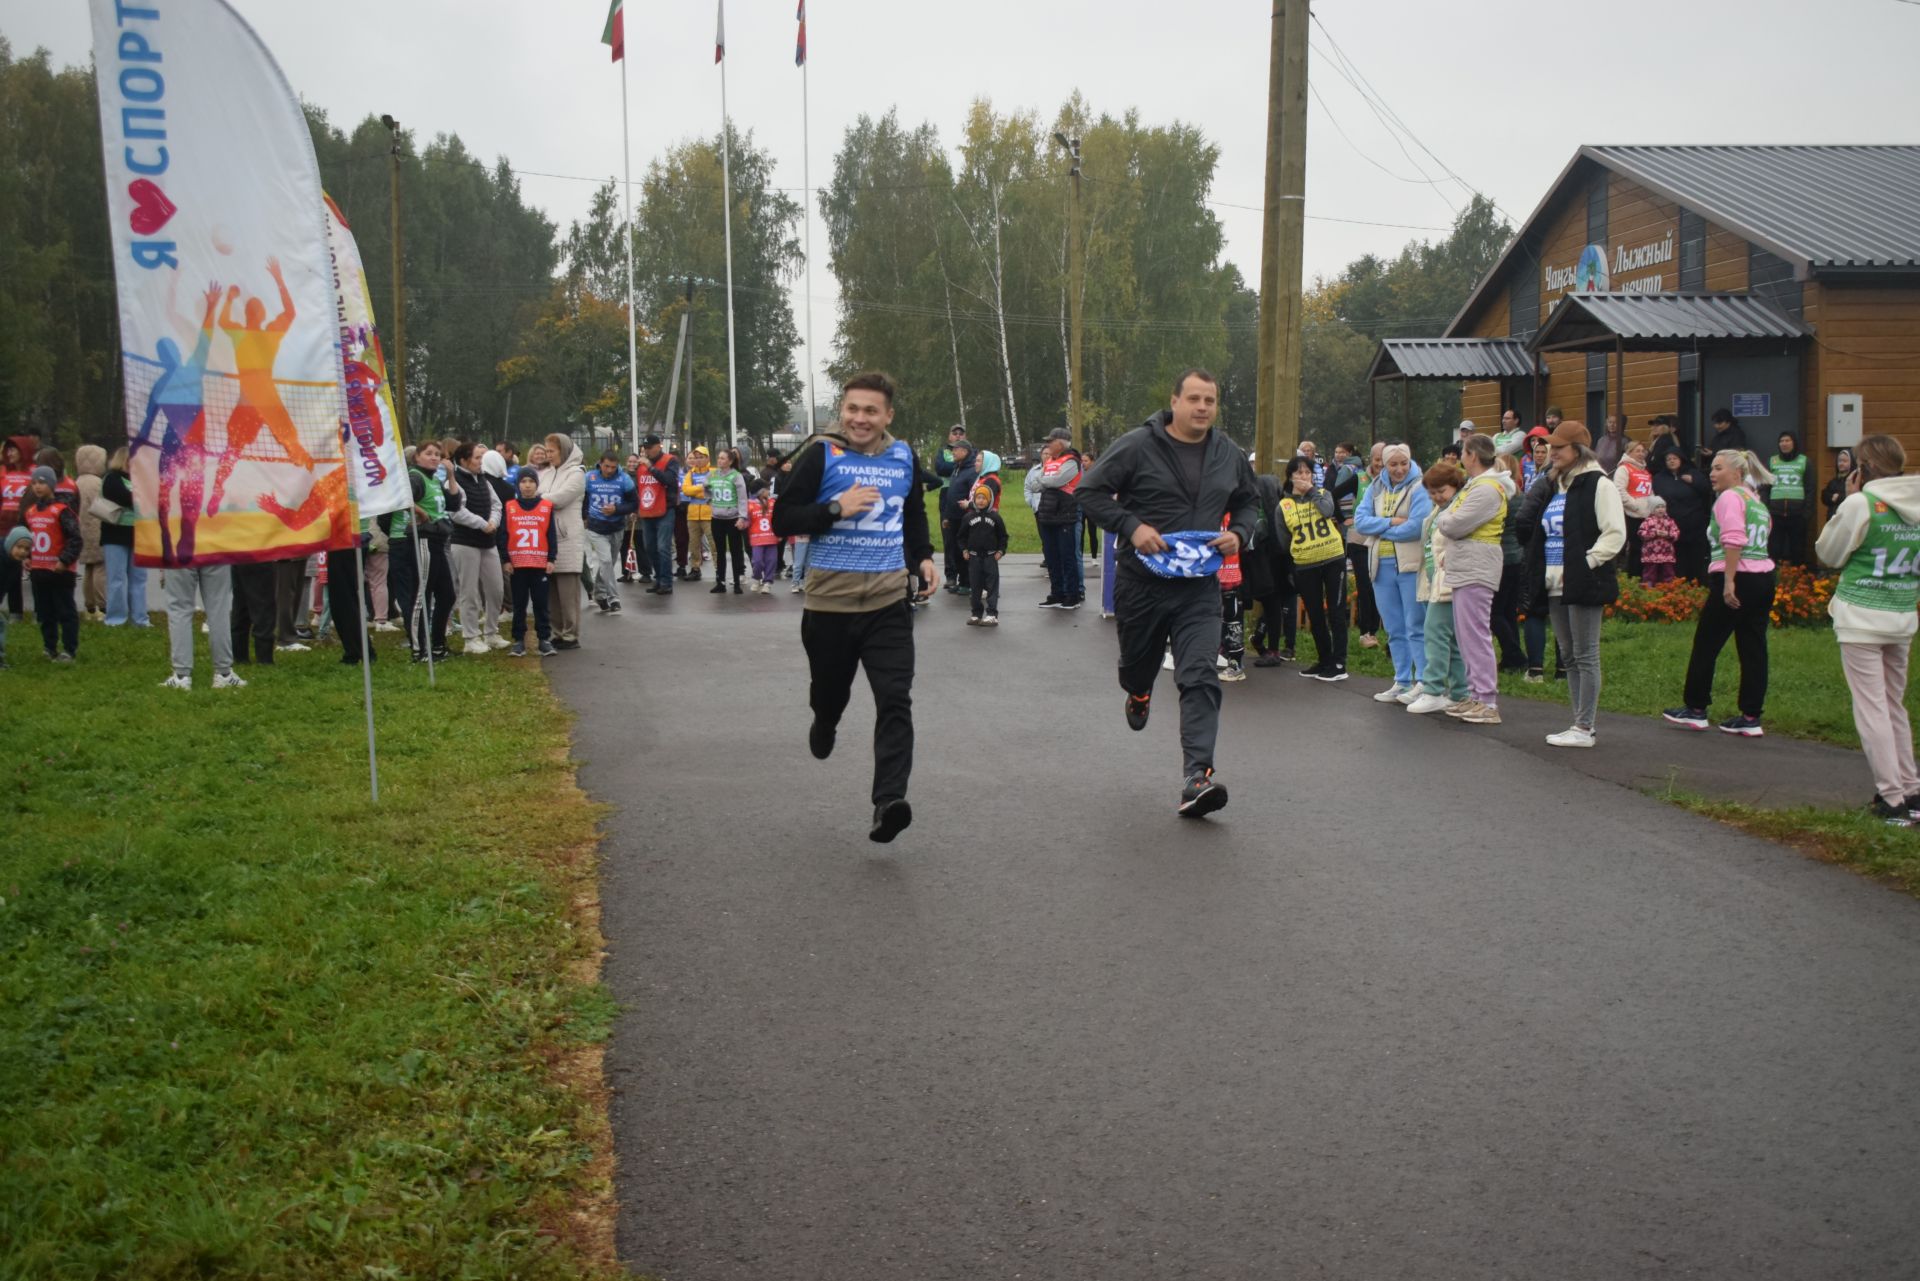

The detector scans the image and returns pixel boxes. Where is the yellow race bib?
[1282,497,1346,564]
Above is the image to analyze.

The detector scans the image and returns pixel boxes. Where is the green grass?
[925,489,1042,555]
[0,623,619,1279]
[1670,795,1920,896]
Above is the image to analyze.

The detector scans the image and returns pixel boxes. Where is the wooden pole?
[1268,0,1310,467]
[1252,5,1284,470]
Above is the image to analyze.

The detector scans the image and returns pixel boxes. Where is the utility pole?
[380,114,409,441]
[1053,131,1085,451]
[1254,1,1309,473]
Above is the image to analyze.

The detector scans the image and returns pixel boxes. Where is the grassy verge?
[1669,795,1920,896]
[1318,610,1910,749]
[0,623,620,1279]
[1269,592,1920,895]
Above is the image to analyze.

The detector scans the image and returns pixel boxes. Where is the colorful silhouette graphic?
[130,281,221,565]
[258,465,353,546]
[208,256,315,515]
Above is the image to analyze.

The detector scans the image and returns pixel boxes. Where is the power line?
[345,146,1451,236]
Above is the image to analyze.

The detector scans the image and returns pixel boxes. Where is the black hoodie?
[1076,409,1259,582]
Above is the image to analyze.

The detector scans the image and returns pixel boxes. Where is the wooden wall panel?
[1704,220,1748,292]
[1460,380,1502,425]
[1536,194,1589,330]
[1605,176,1681,293]
[1811,283,1920,465]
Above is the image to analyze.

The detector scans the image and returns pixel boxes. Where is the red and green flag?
[601,0,624,62]
[795,1,807,66]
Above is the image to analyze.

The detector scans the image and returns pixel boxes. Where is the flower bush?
[1601,564,1835,628]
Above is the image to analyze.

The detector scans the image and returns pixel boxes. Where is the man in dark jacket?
[940,440,978,592]
[1701,408,1748,466]
[1076,368,1258,818]
[772,371,937,844]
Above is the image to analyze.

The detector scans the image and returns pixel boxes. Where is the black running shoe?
[1253,651,1281,668]
[870,798,913,843]
[1177,768,1229,818]
[808,717,836,760]
[1296,662,1325,679]
[1312,664,1348,683]
[1125,692,1151,731]
[1662,706,1709,730]
[1867,795,1915,827]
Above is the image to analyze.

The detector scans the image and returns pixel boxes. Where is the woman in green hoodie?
[706,447,750,595]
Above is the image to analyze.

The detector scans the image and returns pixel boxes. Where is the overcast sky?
[12,0,1920,398]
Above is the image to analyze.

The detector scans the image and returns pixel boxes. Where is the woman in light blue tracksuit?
[1354,443,1432,699]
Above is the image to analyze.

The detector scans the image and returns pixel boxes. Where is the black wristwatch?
[827,500,842,520]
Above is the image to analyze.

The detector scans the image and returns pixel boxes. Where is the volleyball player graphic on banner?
[88,0,352,567]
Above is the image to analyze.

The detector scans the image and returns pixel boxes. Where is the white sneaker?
[1219,661,1247,682]
[983,614,998,626]
[279,642,311,653]
[212,671,248,690]
[464,638,491,655]
[1373,683,1409,703]
[1546,726,1596,749]
[159,673,192,691]
[487,633,512,650]
[1405,692,1451,715]
[790,583,803,594]
[1395,687,1421,705]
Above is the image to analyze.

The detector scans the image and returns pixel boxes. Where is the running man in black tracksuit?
[772,371,938,843]
[1076,367,1259,818]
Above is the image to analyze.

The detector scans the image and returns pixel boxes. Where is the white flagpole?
[801,32,817,433]
[621,51,641,456]
[718,0,741,442]
[351,529,379,802]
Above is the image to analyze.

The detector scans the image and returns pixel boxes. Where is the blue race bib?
[809,439,915,574]
[1137,530,1224,579]
[1543,492,1566,569]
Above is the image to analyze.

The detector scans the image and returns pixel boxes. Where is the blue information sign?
[1731,393,1771,418]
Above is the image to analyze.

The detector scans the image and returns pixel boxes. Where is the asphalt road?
[551,562,1920,1280]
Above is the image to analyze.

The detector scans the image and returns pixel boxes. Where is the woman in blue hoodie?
[1354,442,1431,702]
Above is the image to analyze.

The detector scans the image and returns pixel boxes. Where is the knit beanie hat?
[3,527,28,554]
[31,465,57,488]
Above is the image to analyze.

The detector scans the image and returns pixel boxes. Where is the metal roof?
[1586,145,1920,273]
[1530,292,1808,353]
[1367,338,1537,382]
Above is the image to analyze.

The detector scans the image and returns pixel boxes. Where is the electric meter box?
[1829,393,1864,449]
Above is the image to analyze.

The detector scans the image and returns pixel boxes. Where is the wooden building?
[1369,146,1920,477]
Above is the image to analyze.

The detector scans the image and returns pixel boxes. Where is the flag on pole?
[324,195,408,519]
[795,1,807,66]
[715,0,726,63]
[601,0,624,61]
[87,0,352,568]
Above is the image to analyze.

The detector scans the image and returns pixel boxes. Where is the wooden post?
[1255,0,1310,473]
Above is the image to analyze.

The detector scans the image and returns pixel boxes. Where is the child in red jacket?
[746,481,780,594]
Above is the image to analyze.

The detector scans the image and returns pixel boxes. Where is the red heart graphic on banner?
[128,179,177,236]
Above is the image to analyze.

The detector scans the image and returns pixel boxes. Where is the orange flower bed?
[1600,564,1835,628]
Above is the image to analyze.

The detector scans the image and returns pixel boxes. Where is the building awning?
[1530,291,1808,353]
[1367,338,1537,383]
